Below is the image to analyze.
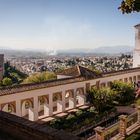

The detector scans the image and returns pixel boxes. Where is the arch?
[53,92,63,113]
[76,88,84,96]
[137,75,140,81]
[129,77,133,82]
[53,92,62,102]
[21,99,34,120]
[65,90,74,98]
[39,96,49,105]
[133,76,137,82]
[76,88,85,106]
[38,95,50,117]
[65,90,74,110]
[2,102,16,114]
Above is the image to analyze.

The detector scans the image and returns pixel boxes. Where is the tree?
[87,87,115,113]
[3,61,27,85]
[119,0,140,14]
[110,81,135,104]
[2,77,12,86]
[23,71,57,84]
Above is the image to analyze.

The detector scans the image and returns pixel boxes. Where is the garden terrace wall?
[0,111,82,140]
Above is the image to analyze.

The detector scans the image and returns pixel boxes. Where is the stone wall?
[0,111,82,140]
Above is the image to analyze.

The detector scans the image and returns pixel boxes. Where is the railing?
[91,106,140,140]
[104,122,119,140]
[127,112,138,128]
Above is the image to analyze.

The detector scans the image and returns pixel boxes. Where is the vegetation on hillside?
[0,62,27,86]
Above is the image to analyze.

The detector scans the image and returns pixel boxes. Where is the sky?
[0,0,140,51]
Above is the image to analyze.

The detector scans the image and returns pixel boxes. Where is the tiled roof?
[56,66,80,77]
[57,65,102,79]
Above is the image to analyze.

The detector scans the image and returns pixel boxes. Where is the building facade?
[133,24,140,68]
[0,54,4,81]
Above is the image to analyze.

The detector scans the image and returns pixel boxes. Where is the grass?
[125,129,140,140]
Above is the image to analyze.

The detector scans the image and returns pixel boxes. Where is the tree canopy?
[1,77,12,86]
[119,0,140,14]
[23,71,57,84]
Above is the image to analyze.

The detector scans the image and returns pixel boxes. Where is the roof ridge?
[76,65,81,76]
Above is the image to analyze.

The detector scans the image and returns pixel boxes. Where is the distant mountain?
[0,45,134,57]
[57,46,133,56]
[92,46,133,54]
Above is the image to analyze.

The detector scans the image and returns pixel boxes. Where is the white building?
[0,54,4,81]
[133,24,140,68]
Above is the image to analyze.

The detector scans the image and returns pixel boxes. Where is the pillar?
[96,81,100,89]
[32,96,38,121]
[16,100,21,117]
[62,91,65,112]
[137,106,140,124]
[49,94,53,116]
[57,101,63,112]
[69,97,75,108]
[94,126,105,140]
[73,89,77,107]
[119,115,127,138]
[28,107,35,121]
[44,103,50,116]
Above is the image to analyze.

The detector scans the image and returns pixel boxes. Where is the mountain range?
[0,45,133,57]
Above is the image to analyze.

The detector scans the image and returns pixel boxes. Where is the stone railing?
[103,67,140,78]
[104,122,119,140]
[127,112,138,128]
[91,106,140,140]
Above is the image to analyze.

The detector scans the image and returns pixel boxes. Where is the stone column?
[62,91,66,112]
[49,94,53,116]
[44,103,50,116]
[137,106,140,124]
[96,80,100,89]
[119,115,127,138]
[94,126,105,140]
[16,100,22,117]
[28,108,35,121]
[73,89,77,108]
[33,96,38,121]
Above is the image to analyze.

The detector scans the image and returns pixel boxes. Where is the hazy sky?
[0,0,140,51]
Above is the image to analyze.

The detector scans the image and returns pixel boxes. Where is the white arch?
[21,99,34,121]
[76,88,85,106]
[38,96,50,117]
[2,103,16,115]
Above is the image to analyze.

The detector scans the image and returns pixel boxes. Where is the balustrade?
[93,106,140,140]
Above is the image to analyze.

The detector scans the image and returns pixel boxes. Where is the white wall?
[0,70,140,120]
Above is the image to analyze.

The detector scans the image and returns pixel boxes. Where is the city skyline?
[0,0,140,51]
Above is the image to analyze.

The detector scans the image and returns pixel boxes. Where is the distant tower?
[0,54,4,80]
[133,24,140,68]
